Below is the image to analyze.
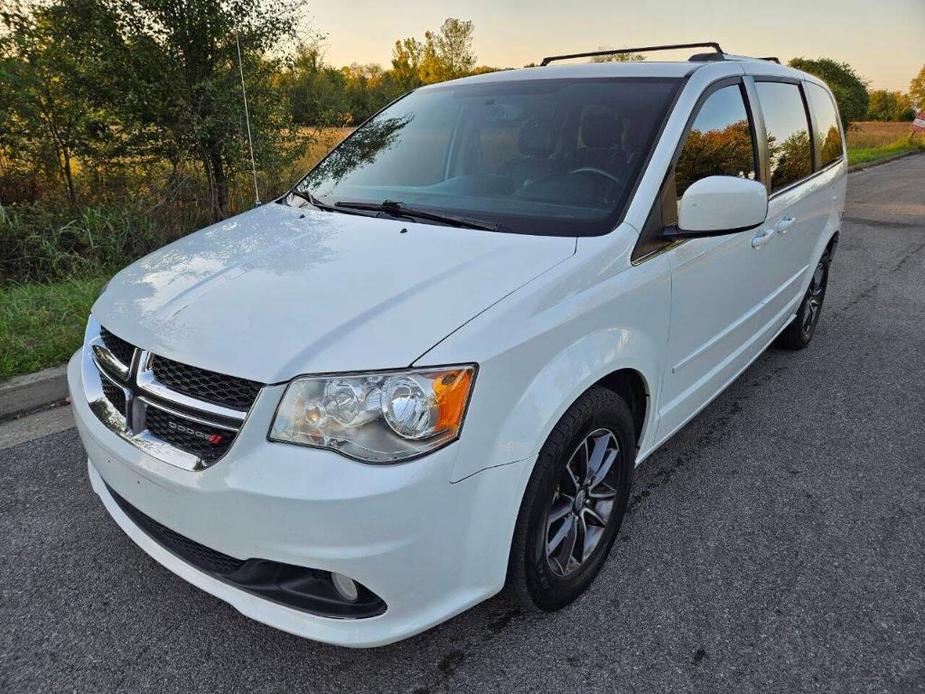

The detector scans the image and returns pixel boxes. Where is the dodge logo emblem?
[167,420,223,445]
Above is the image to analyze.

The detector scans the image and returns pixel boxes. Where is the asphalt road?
[2,156,924,693]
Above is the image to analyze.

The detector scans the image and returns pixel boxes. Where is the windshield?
[293,77,682,236]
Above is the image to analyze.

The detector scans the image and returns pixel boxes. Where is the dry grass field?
[295,127,353,172]
[846,121,918,148]
[845,121,923,165]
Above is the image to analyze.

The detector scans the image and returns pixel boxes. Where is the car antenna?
[235,24,261,207]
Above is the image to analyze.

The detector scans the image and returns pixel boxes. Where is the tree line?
[789,58,923,126]
[1,0,923,226]
[0,2,493,219]
[282,18,499,128]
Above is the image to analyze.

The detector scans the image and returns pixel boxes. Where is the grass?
[0,277,107,381]
[846,121,924,165]
[0,201,186,285]
[848,139,924,165]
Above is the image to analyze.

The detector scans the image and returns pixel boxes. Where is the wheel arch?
[448,325,662,483]
[826,229,840,256]
[594,368,649,449]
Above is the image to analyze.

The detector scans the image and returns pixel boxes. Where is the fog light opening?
[331,572,359,602]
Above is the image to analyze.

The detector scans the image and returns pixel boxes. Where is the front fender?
[467,327,660,482]
[418,232,671,483]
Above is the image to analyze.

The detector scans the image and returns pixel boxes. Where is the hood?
[93,203,575,383]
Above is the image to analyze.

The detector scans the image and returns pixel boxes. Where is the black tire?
[775,249,831,350]
[505,386,635,612]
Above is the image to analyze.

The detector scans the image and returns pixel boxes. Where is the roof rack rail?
[540,42,724,67]
[688,52,725,62]
[760,56,781,64]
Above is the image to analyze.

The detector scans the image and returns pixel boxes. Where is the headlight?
[269,365,476,463]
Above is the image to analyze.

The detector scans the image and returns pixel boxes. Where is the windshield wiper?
[287,189,375,220]
[286,188,336,212]
[334,200,498,231]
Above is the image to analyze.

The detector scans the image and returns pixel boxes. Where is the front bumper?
[69,352,531,647]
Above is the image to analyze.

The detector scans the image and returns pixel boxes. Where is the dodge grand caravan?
[69,43,846,647]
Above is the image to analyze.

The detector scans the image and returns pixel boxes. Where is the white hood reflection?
[93,203,575,383]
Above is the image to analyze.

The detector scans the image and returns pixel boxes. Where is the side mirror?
[668,176,768,238]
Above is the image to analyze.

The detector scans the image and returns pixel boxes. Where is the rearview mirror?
[669,176,768,238]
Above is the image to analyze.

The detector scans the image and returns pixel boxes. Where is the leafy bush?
[867,90,916,121]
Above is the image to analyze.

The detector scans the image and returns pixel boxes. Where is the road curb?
[0,366,69,421]
[847,149,923,174]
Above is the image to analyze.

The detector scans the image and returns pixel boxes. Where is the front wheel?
[775,250,830,350]
[505,387,635,611]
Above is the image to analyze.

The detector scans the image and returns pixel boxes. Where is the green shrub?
[0,203,174,284]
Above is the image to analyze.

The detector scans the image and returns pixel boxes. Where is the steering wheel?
[566,167,623,204]
[567,167,622,186]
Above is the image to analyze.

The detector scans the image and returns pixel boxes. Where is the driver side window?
[631,82,760,263]
[675,84,758,200]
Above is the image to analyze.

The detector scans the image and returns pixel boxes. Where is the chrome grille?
[99,327,136,368]
[101,377,127,415]
[84,317,263,470]
[144,405,236,465]
[151,355,262,411]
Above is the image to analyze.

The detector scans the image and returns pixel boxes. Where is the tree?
[390,19,480,89]
[285,43,352,127]
[74,0,307,219]
[788,57,868,128]
[338,62,403,124]
[910,65,925,109]
[419,18,476,84]
[391,38,424,91]
[0,2,118,204]
[867,90,915,122]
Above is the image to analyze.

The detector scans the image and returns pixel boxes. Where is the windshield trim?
[290,75,689,238]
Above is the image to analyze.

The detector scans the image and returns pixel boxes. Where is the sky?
[308,0,924,92]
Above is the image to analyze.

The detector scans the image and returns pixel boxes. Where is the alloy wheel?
[802,260,827,335]
[545,428,621,577]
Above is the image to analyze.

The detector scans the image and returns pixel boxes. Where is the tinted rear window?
[756,82,813,192]
[805,83,843,168]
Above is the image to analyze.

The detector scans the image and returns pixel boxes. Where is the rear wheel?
[506,387,635,611]
[775,250,830,350]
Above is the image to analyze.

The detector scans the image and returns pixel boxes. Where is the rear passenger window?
[675,84,757,199]
[805,83,843,168]
[756,82,813,191]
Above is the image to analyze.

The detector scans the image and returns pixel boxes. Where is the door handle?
[751,228,776,249]
[775,216,796,234]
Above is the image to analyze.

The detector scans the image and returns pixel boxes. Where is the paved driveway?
[2,156,924,693]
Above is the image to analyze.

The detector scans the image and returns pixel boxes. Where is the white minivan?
[69,43,846,647]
